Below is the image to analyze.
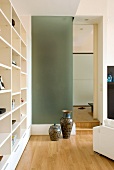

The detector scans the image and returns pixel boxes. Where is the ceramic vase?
[60,110,73,139]
[12,19,15,27]
[49,124,61,141]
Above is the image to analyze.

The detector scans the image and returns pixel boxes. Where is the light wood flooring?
[73,106,96,122]
[16,135,114,170]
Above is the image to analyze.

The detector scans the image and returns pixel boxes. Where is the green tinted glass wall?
[32,17,73,124]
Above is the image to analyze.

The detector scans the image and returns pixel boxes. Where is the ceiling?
[73,25,93,47]
[73,16,102,25]
[11,0,80,16]
[73,16,102,47]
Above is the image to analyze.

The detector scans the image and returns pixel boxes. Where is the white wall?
[107,1,114,64]
[76,0,107,16]
[76,0,114,123]
[73,24,93,106]
[73,25,93,53]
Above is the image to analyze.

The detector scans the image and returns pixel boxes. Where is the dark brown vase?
[49,124,61,141]
[60,110,73,139]
[12,19,15,27]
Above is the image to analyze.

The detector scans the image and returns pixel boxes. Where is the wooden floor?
[16,135,114,170]
[73,106,95,122]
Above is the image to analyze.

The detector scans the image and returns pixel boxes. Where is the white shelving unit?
[0,1,31,169]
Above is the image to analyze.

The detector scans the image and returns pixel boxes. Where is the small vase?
[0,76,5,90]
[12,19,15,27]
[60,110,73,139]
[49,124,61,141]
[107,74,113,82]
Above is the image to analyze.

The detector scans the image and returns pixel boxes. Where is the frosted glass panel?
[32,16,73,124]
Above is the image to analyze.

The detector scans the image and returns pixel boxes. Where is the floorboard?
[16,135,114,170]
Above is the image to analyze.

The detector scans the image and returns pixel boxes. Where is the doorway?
[73,24,94,121]
[72,17,101,133]
[73,52,94,122]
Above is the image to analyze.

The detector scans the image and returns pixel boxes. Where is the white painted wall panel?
[73,54,93,105]
[73,54,93,79]
[73,80,93,105]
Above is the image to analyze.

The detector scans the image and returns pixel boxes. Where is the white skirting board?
[31,123,76,135]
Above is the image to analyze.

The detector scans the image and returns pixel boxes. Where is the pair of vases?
[49,110,73,141]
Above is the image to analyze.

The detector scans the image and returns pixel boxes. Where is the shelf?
[0,36,11,48]
[0,133,10,148]
[21,74,27,89]
[0,7,11,25]
[0,69,11,90]
[21,24,26,45]
[0,63,11,70]
[12,105,21,113]
[12,92,21,96]
[12,139,20,152]
[0,89,11,94]
[12,67,20,93]
[0,38,11,67]
[21,104,27,117]
[0,136,11,170]
[21,71,27,75]
[12,26,20,39]
[12,49,21,68]
[21,41,26,59]
[0,115,11,144]
[21,55,27,61]
[20,129,26,138]
[12,126,20,154]
[12,7,20,35]
[0,93,11,111]
[0,155,10,170]
[12,109,20,127]
[20,115,27,123]
[20,117,27,138]
[21,38,27,47]
[0,11,11,44]
[12,122,20,133]
[12,93,21,112]
[0,0,28,169]
[21,89,27,104]
[21,101,27,107]
[12,46,21,57]
[12,64,21,70]
[0,111,11,121]
[21,51,27,73]
[21,87,27,90]
[0,0,11,23]
[12,28,20,53]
